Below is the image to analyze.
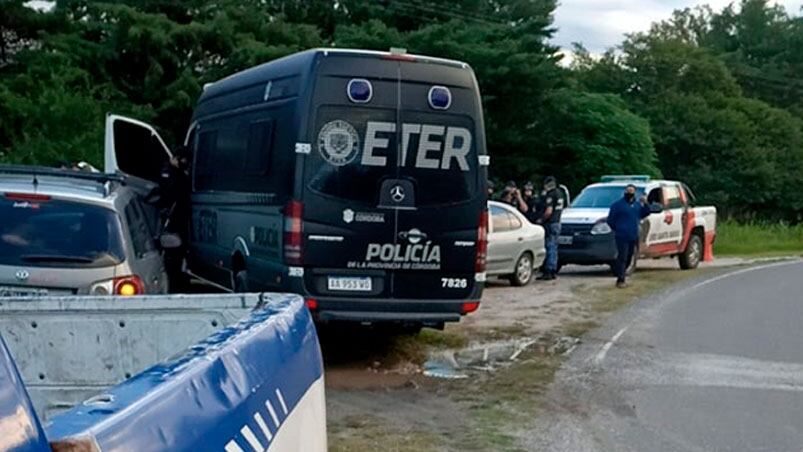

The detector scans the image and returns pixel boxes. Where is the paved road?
[530,260,803,452]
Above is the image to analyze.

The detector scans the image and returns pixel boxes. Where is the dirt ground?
[321,257,787,451]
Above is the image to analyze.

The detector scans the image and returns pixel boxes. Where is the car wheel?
[510,252,533,286]
[233,270,249,293]
[679,234,702,270]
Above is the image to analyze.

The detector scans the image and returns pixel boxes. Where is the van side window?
[125,202,155,257]
[194,119,275,192]
[194,130,219,191]
[246,119,274,176]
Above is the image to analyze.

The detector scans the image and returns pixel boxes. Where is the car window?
[125,202,155,257]
[664,185,683,209]
[507,212,522,230]
[490,205,513,233]
[0,197,125,267]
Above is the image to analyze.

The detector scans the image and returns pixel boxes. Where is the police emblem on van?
[318,120,360,166]
[343,209,354,223]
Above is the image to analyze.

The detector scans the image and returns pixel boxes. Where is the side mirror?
[159,233,182,249]
[649,202,663,214]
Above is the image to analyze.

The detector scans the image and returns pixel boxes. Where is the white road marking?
[240,425,264,452]
[225,440,245,452]
[686,259,800,292]
[265,400,280,428]
[254,412,273,442]
[594,326,628,364]
[591,260,801,365]
[276,388,289,415]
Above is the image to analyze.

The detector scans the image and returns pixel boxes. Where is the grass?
[714,221,803,256]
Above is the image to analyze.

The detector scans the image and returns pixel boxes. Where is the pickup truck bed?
[0,293,326,452]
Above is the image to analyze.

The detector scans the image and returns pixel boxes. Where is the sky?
[553,0,803,54]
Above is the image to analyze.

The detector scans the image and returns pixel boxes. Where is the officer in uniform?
[536,176,564,280]
[522,181,545,224]
[500,180,528,215]
[159,145,192,292]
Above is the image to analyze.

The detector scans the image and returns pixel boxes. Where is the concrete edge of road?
[571,259,803,367]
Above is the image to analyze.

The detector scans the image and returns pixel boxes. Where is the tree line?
[1,0,801,221]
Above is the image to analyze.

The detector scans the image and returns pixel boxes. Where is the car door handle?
[517,237,524,242]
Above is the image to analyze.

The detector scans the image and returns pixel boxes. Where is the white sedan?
[487,201,546,286]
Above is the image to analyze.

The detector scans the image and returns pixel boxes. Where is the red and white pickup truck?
[558,176,717,272]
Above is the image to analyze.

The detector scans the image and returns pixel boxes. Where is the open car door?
[104,114,172,183]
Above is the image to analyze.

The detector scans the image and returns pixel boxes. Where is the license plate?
[327,277,372,292]
[558,235,574,245]
[0,286,49,297]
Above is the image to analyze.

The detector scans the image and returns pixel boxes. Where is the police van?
[105,49,489,328]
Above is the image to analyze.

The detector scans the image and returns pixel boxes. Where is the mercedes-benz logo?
[390,185,405,203]
[15,270,30,282]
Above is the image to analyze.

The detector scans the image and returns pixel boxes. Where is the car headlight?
[590,220,612,235]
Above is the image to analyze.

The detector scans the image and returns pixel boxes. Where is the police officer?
[160,145,192,291]
[487,179,496,199]
[606,184,651,288]
[500,180,528,215]
[536,176,564,281]
[522,181,545,224]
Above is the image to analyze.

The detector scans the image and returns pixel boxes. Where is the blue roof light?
[428,86,451,110]
[347,79,372,103]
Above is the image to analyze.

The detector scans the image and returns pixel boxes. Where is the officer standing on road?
[536,176,564,280]
[606,184,651,288]
[500,180,528,214]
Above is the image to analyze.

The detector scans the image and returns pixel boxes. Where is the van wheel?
[679,234,702,270]
[233,270,249,293]
[510,253,533,286]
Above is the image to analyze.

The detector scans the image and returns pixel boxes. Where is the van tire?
[679,234,703,270]
[233,270,249,293]
[510,252,534,286]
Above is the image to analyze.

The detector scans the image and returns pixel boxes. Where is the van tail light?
[461,301,480,315]
[475,209,488,273]
[305,298,318,311]
[113,276,144,296]
[283,200,304,266]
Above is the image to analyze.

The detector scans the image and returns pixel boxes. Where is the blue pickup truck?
[0,293,326,451]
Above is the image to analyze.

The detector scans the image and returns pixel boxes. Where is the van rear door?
[302,54,484,302]
[392,59,483,300]
[104,114,172,183]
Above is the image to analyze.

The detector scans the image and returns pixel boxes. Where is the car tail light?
[461,301,480,315]
[475,209,488,272]
[283,200,304,266]
[5,193,51,202]
[305,298,318,311]
[113,276,144,296]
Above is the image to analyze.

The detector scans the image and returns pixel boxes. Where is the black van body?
[184,49,488,326]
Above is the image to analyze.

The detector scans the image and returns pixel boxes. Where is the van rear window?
[0,198,125,268]
[306,106,478,206]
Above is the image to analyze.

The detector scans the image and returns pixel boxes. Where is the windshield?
[0,197,125,268]
[571,186,645,208]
